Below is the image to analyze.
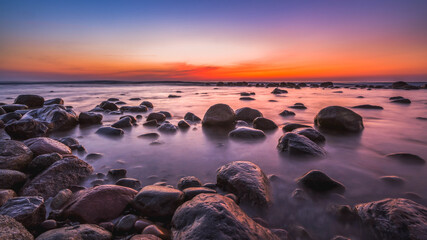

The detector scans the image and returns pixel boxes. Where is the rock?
[159,111,172,118]
[24,137,71,156]
[96,127,124,136]
[0,140,33,170]
[235,120,249,127]
[356,198,427,240]
[108,98,120,102]
[21,105,78,131]
[183,187,216,200]
[271,88,288,94]
[391,81,410,89]
[380,176,406,186]
[282,123,311,132]
[0,190,17,207]
[320,82,334,88]
[133,185,184,218]
[228,127,266,140]
[130,98,141,101]
[1,104,28,113]
[184,112,201,122]
[130,234,162,240]
[143,225,168,239]
[178,120,190,128]
[5,119,49,140]
[386,153,425,165]
[289,103,307,109]
[296,170,345,193]
[140,101,154,108]
[172,193,279,240]
[14,95,44,108]
[235,107,263,122]
[60,185,137,223]
[121,106,148,113]
[79,112,103,124]
[279,110,295,117]
[391,98,411,104]
[147,113,166,122]
[0,106,5,115]
[138,133,160,139]
[216,161,271,207]
[116,178,142,190]
[35,224,112,240]
[51,189,73,210]
[107,169,127,179]
[121,115,137,124]
[168,94,181,98]
[0,120,3,128]
[294,128,326,145]
[0,196,45,229]
[100,101,118,111]
[177,176,202,190]
[277,133,326,157]
[0,169,27,189]
[314,106,364,133]
[157,123,178,133]
[21,157,93,199]
[134,219,152,232]
[253,117,277,131]
[111,117,132,129]
[40,219,57,230]
[389,96,404,100]
[331,236,350,240]
[0,112,22,124]
[86,153,103,161]
[0,215,34,240]
[115,214,138,232]
[202,104,236,127]
[240,97,255,101]
[288,226,313,240]
[352,104,383,110]
[143,120,159,127]
[44,98,64,105]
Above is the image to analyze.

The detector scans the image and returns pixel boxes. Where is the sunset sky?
[1,0,427,82]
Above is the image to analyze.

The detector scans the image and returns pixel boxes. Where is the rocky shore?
[0,81,426,240]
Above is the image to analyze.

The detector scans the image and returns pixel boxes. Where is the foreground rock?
[79,112,103,125]
[0,169,27,189]
[172,194,279,240]
[0,140,33,170]
[0,215,34,240]
[60,185,137,223]
[356,198,427,240]
[235,107,263,122]
[217,161,271,207]
[0,190,17,207]
[21,157,93,198]
[202,104,236,127]
[24,137,71,156]
[4,119,49,140]
[14,95,44,108]
[0,196,45,229]
[133,185,184,218]
[21,105,78,131]
[36,224,112,240]
[253,117,277,131]
[228,127,266,140]
[277,133,326,157]
[314,106,364,133]
[386,153,425,165]
[297,170,345,193]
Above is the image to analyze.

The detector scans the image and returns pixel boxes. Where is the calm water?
[1,83,426,239]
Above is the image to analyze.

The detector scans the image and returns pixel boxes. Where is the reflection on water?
[1,83,426,239]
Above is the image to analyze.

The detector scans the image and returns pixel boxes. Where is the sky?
[1,0,427,82]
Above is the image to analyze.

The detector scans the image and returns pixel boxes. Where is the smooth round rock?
[235,107,263,122]
[253,117,277,131]
[296,170,345,193]
[0,140,33,170]
[202,104,236,127]
[14,95,44,108]
[314,106,364,133]
[228,127,266,140]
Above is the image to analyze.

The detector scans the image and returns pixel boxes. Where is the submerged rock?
[21,105,78,131]
[172,194,279,240]
[294,128,326,145]
[289,103,307,109]
[279,110,295,117]
[0,196,45,229]
[184,112,201,122]
[36,224,112,240]
[296,170,345,193]
[235,107,263,122]
[282,123,311,132]
[0,215,34,240]
[100,101,118,111]
[277,133,326,157]
[352,104,383,110]
[157,122,178,133]
[79,112,103,125]
[271,87,288,94]
[386,153,425,165]
[355,198,427,240]
[178,120,190,129]
[14,95,44,108]
[5,119,49,140]
[202,104,236,127]
[314,106,364,133]
[228,127,266,140]
[96,127,124,136]
[391,98,411,104]
[60,185,137,223]
[138,133,160,139]
[21,157,93,198]
[216,161,271,207]
[0,140,33,170]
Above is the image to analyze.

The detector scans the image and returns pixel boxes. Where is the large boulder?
[0,169,27,189]
[314,106,363,133]
[355,198,427,240]
[228,127,266,140]
[60,185,137,223]
[235,107,263,122]
[133,185,184,218]
[172,194,279,240]
[202,104,236,127]
[23,137,71,156]
[0,215,34,240]
[277,133,326,157]
[0,196,45,229]
[21,157,93,199]
[14,95,44,108]
[79,112,103,125]
[253,117,277,131]
[4,119,49,140]
[216,161,272,207]
[21,105,78,131]
[0,140,33,170]
[294,128,326,145]
[35,224,112,240]
[296,170,345,193]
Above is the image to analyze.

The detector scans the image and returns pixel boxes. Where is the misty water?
[1,83,426,239]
